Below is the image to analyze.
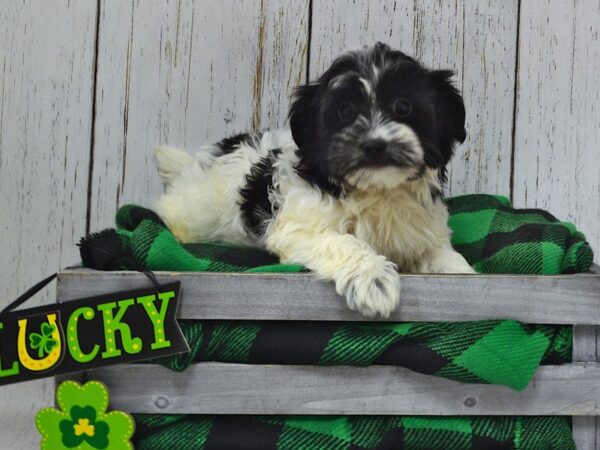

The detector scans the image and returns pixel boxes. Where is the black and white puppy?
[154,43,475,318]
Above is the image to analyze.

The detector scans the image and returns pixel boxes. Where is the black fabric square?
[373,339,450,374]
[369,426,405,449]
[480,224,544,259]
[472,435,515,450]
[183,243,280,268]
[215,246,280,267]
[204,416,283,450]
[249,321,337,364]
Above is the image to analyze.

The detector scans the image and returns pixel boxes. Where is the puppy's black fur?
[289,42,466,191]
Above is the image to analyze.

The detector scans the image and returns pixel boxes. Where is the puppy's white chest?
[342,189,448,272]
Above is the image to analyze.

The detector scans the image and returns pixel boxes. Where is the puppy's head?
[289,43,466,191]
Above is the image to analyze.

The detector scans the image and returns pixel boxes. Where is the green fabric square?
[434,362,486,384]
[476,243,543,274]
[205,323,261,362]
[146,229,211,272]
[284,416,352,441]
[541,241,564,274]
[349,417,403,449]
[448,209,497,245]
[490,210,555,234]
[471,416,515,441]
[403,417,471,449]
[453,321,550,390]
[402,416,471,433]
[518,417,577,450]
[320,324,410,365]
[424,321,499,360]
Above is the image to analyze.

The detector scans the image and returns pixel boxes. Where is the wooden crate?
[56,266,600,449]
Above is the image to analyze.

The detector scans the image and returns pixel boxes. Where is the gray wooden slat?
[574,419,596,450]
[573,326,598,449]
[89,0,309,230]
[597,332,600,450]
[86,362,600,415]
[57,270,600,324]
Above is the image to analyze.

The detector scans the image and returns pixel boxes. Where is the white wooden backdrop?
[0,0,598,446]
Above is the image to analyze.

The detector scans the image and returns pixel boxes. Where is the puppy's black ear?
[289,83,320,148]
[431,70,467,148]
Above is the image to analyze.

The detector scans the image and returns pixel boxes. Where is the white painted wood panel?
[0,1,98,446]
[88,0,309,230]
[310,0,518,197]
[513,0,600,255]
[456,1,518,196]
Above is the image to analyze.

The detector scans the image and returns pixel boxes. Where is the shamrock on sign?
[29,322,58,358]
[36,380,134,450]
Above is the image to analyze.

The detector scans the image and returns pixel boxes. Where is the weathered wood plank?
[88,0,309,230]
[597,329,600,450]
[513,0,600,255]
[310,0,518,197]
[57,270,600,324]
[87,362,600,415]
[0,1,98,448]
[574,327,597,362]
[451,0,518,196]
[573,326,597,449]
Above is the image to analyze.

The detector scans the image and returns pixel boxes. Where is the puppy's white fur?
[154,130,474,318]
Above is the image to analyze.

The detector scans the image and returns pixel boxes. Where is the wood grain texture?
[454,0,518,196]
[513,0,600,255]
[310,0,518,197]
[0,1,98,447]
[57,270,600,324]
[88,0,309,230]
[573,326,599,449]
[88,362,600,415]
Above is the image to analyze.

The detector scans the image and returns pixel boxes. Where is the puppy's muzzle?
[360,139,418,167]
[360,139,387,156]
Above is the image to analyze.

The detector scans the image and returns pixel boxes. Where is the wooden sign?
[0,282,188,385]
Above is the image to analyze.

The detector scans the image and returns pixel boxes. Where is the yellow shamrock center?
[74,418,95,437]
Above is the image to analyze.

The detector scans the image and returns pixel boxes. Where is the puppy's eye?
[337,102,358,124]
[393,98,412,118]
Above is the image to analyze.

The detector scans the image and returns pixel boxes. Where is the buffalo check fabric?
[132,415,576,450]
[149,319,571,391]
[78,194,591,450]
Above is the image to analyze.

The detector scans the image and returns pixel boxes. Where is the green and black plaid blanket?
[79,194,592,450]
[82,194,591,275]
[150,320,571,390]
[133,415,575,450]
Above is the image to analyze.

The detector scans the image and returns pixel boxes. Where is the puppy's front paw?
[341,257,401,318]
[426,249,477,274]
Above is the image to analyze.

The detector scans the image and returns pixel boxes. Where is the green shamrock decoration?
[36,380,134,450]
[29,322,58,358]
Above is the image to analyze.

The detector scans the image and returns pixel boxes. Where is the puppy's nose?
[361,139,387,155]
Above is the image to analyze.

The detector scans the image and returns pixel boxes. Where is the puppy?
[154,42,475,318]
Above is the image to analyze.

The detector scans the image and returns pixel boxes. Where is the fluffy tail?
[153,145,194,187]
